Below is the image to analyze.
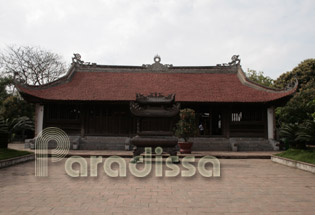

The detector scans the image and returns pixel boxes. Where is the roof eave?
[236,65,298,94]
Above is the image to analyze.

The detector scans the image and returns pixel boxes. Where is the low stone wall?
[0,154,35,169]
[271,155,315,174]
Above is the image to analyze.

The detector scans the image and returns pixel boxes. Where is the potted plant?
[0,117,9,149]
[175,108,197,154]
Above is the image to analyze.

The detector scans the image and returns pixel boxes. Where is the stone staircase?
[191,138,232,151]
[230,138,274,151]
[66,136,275,151]
[78,136,128,150]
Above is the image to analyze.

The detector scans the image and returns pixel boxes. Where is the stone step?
[78,136,128,150]
[67,136,274,151]
[235,142,273,151]
[229,138,274,151]
[79,142,125,150]
[191,138,232,151]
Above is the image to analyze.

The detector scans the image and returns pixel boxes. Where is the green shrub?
[280,123,305,149]
[175,108,198,142]
[280,120,315,149]
[0,117,8,134]
[296,120,315,146]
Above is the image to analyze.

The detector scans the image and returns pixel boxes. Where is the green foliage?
[10,116,34,132]
[0,116,34,142]
[279,120,315,149]
[0,117,8,134]
[0,77,13,107]
[276,149,315,164]
[277,85,315,125]
[175,108,198,142]
[245,69,274,87]
[274,58,315,91]
[276,59,315,149]
[0,148,32,161]
[8,116,34,141]
[308,99,315,120]
[279,123,304,149]
[0,95,34,121]
[296,120,315,146]
[275,59,315,129]
[0,77,34,141]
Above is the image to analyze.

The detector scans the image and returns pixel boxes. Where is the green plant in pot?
[0,117,9,149]
[175,108,198,154]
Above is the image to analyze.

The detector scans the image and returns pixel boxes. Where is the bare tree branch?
[0,45,68,86]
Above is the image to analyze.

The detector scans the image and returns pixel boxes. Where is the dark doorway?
[198,111,223,136]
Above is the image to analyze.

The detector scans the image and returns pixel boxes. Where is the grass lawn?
[276,148,315,165]
[0,148,33,161]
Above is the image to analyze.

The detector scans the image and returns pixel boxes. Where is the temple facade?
[16,55,297,151]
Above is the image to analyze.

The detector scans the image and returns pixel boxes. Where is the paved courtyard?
[0,158,315,215]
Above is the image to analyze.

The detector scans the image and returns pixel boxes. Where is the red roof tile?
[16,65,296,103]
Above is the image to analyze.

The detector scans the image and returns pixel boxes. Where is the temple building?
[16,55,297,151]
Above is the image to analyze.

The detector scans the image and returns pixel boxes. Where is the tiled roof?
[16,63,296,103]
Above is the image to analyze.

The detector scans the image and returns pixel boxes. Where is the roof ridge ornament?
[229,55,241,66]
[285,77,298,91]
[72,53,84,64]
[217,55,241,66]
[154,55,161,63]
[72,53,92,65]
[142,55,173,71]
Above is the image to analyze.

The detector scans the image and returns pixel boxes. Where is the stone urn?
[130,93,180,158]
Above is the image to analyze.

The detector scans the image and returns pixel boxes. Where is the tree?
[0,95,34,141]
[276,83,315,125]
[275,59,315,149]
[0,77,13,107]
[0,76,34,141]
[0,95,34,121]
[274,59,315,91]
[0,45,68,85]
[175,108,198,142]
[275,59,315,126]
[245,69,274,88]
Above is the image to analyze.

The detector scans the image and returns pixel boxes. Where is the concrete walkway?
[0,156,315,215]
[9,143,278,159]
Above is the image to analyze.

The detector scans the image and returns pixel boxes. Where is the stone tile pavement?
[0,157,314,215]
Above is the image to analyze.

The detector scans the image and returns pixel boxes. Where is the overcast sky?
[0,0,314,79]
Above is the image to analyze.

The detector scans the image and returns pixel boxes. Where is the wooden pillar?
[35,103,44,137]
[267,107,275,139]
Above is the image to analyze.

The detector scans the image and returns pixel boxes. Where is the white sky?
[0,0,314,79]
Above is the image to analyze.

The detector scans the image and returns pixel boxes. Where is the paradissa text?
[65,147,220,178]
